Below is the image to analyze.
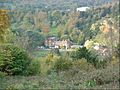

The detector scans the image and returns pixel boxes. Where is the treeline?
[5,2,117,51]
[1,0,118,11]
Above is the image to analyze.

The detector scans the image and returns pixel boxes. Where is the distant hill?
[1,0,118,10]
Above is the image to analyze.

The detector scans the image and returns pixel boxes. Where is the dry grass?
[0,59,119,90]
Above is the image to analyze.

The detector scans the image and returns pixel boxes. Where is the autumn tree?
[0,10,10,43]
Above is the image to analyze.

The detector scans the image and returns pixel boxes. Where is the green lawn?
[33,49,73,59]
[33,50,50,58]
[49,27,58,36]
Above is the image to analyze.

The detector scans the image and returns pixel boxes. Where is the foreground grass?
[1,50,119,89]
[0,63,119,90]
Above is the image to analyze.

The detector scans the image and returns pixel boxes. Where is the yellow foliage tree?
[0,10,10,43]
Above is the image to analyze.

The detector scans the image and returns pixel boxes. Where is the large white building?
[76,7,90,12]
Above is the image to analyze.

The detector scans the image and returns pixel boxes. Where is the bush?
[50,48,61,56]
[71,47,98,67]
[70,47,97,62]
[90,67,119,86]
[115,43,120,58]
[70,47,109,69]
[27,59,41,75]
[53,57,72,72]
[70,47,90,60]
[72,58,95,71]
[0,71,7,77]
[45,54,54,65]
[0,44,31,75]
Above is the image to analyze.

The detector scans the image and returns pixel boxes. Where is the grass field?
[33,49,74,59]
[33,50,50,58]
[49,27,58,36]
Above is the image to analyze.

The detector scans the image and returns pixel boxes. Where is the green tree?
[71,47,98,68]
[27,31,45,51]
[0,44,31,75]
[77,32,85,45]
[51,10,62,27]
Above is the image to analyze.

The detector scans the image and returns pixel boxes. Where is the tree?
[0,10,10,43]
[70,47,99,68]
[77,32,85,45]
[0,44,31,75]
[21,15,33,30]
[57,24,64,38]
[13,29,29,51]
[27,31,45,51]
[51,10,62,27]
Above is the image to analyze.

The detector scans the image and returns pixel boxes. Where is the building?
[44,37,73,49]
[93,43,100,50]
[44,37,57,48]
[55,40,73,49]
[93,44,110,57]
[98,46,110,56]
[76,7,90,12]
[71,45,83,49]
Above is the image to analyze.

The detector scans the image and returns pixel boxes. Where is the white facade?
[94,45,99,50]
[77,7,90,12]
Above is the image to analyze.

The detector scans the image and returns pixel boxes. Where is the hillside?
[0,0,119,89]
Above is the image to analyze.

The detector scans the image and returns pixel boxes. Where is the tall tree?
[0,10,10,43]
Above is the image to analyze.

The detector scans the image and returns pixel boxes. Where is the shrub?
[45,54,54,65]
[50,48,60,55]
[70,47,90,60]
[72,58,95,71]
[0,71,7,77]
[70,47,109,69]
[115,43,120,58]
[71,47,98,67]
[27,59,41,75]
[53,57,72,72]
[90,66,119,86]
[94,60,108,69]
[0,44,31,75]
[70,47,97,62]
[85,80,96,88]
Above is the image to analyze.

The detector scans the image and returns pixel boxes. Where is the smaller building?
[71,45,83,49]
[93,44,110,57]
[93,43,100,50]
[98,46,110,56]
[76,7,90,12]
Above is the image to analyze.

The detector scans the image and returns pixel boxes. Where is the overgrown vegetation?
[0,0,119,89]
[0,44,31,75]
